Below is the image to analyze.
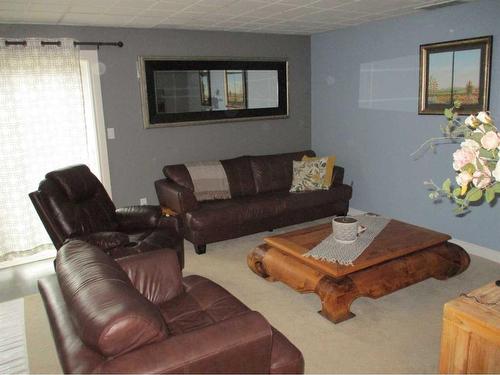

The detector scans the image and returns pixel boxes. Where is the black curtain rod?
[4,40,123,48]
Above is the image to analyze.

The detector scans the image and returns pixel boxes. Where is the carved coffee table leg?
[315,276,360,323]
[247,244,274,280]
[431,242,470,280]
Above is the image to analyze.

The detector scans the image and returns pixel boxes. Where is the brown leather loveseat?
[155,150,352,254]
[38,240,304,374]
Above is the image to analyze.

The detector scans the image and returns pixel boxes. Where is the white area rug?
[0,299,29,374]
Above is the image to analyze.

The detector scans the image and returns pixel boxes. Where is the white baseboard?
[448,239,500,264]
[348,208,367,216]
[347,207,500,264]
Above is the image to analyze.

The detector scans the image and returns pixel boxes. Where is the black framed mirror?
[138,57,288,128]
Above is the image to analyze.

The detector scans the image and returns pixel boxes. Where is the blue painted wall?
[311,0,500,250]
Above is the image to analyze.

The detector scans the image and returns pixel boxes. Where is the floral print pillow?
[290,157,329,192]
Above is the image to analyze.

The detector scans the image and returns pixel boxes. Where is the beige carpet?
[25,217,500,374]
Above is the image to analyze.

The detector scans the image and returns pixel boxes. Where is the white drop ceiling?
[0,0,475,35]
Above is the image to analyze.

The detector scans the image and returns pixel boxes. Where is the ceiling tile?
[105,7,148,16]
[27,2,70,12]
[220,0,269,13]
[277,0,320,5]
[194,0,238,7]
[94,14,135,25]
[309,0,353,9]
[224,15,261,23]
[0,10,28,22]
[277,7,323,20]
[112,0,157,9]
[151,0,197,10]
[22,11,64,22]
[68,3,111,14]
[0,1,27,11]
[137,8,174,17]
[334,0,410,13]
[60,12,105,25]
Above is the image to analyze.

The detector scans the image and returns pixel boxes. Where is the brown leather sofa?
[38,241,304,374]
[30,165,184,267]
[155,150,352,254]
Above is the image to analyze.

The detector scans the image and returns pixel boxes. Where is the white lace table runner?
[304,215,390,265]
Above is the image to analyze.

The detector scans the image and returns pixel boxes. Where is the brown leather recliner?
[29,164,184,267]
[38,241,304,374]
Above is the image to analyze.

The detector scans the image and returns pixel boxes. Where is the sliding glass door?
[0,44,110,268]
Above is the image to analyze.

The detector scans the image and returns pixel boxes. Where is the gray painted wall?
[312,0,500,250]
[0,24,310,206]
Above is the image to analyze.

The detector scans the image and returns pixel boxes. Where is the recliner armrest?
[68,231,129,250]
[95,311,273,374]
[155,179,198,214]
[158,214,183,237]
[117,249,183,305]
[116,205,161,232]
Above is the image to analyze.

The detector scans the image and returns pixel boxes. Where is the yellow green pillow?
[290,158,329,192]
[302,155,336,188]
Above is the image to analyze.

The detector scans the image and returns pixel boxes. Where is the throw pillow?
[290,158,329,192]
[302,155,336,188]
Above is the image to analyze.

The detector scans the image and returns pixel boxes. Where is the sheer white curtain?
[0,38,91,261]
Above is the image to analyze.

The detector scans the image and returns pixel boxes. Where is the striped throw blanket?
[185,161,231,201]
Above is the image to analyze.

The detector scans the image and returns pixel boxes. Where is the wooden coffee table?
[247,220,470,324]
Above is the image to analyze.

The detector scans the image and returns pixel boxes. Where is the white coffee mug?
[332,216,366,243]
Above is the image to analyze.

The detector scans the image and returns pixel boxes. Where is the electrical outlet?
[139,197,147,205]
[107,128,115,139]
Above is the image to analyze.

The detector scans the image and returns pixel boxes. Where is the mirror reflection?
[153,69,279,114]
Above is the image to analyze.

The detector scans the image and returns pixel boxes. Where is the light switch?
[139,197,147,205]
[107,128,115,139]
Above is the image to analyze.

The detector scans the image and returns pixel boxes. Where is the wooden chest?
[439,281,500,373]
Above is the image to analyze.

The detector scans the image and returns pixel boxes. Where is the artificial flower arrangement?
[414,102,500,215]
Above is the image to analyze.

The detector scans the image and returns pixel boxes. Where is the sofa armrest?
[331,166,345,186]
[116,205,161,232]
[95,311,273,374]
[117,249,183,305]
[155,179,198,214]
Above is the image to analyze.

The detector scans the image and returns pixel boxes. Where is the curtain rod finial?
[117,41,124,47]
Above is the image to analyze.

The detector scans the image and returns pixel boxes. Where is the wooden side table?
[439,281,500,373]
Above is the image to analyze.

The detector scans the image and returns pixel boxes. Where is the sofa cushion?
[56,241,168,358]
[160,275,249,335]
[185,193,287,231]
[220,156,257,197]
[117,250,183,305]
[250,150,315,194]
[278,185,353,211]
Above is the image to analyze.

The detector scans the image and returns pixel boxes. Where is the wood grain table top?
[264,219,451,278]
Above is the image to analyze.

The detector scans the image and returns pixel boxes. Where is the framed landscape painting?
[225,70,247,109]
[419,36,492,115]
